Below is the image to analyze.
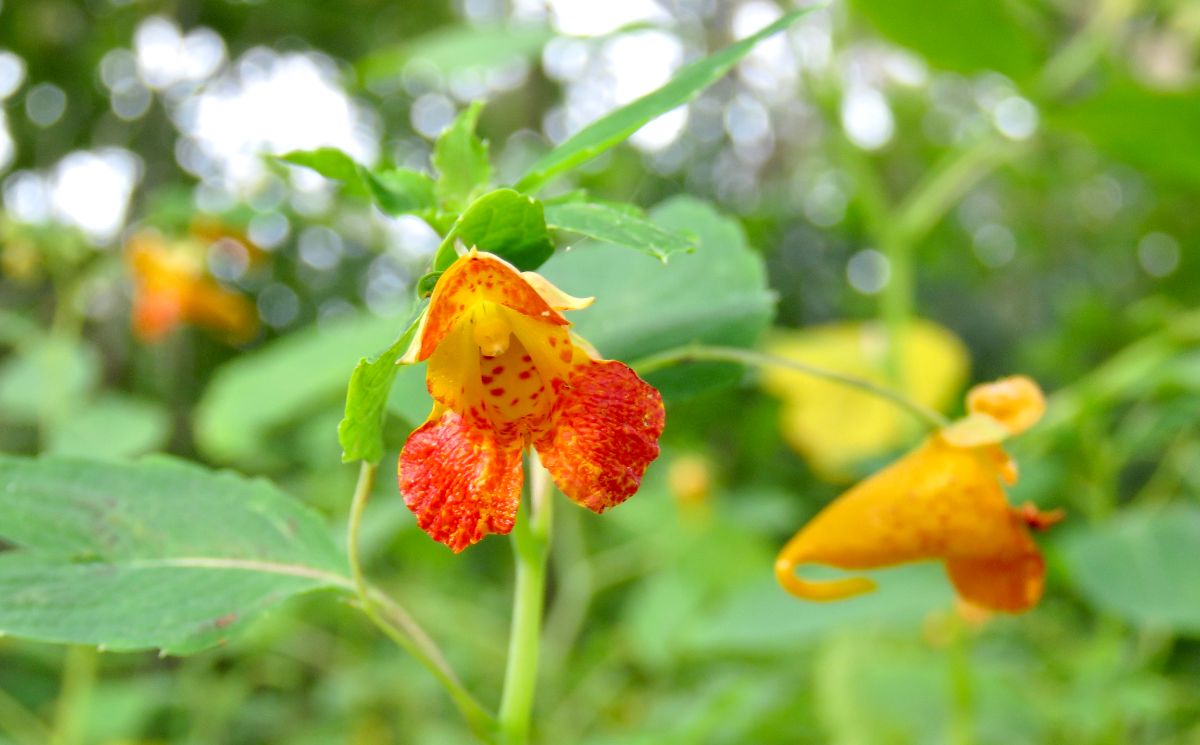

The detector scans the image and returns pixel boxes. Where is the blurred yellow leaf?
[761,320,968,481]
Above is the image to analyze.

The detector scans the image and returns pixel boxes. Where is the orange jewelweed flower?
[126,231,258,344]
[398,249,666,552]
[775,375,1063,613]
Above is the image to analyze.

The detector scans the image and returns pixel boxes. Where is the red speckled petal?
[418,251,568,361]
[536,361,665,513]
[398,408,524,552]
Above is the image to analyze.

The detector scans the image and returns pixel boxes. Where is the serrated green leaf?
[278,147,362,184]
[544,201,696,262]
[1060,505,1200,633]
[195,313,407,468]
[537,196,775,398]
[338,306,426,464]
[514,9,812,192]
[433,101,492,212]
[432,188,554,272]
[848,0,1043,81]
[361,166,436,215]
[47,394,172,459]
[0,456,347,654]
[359,24,552,83]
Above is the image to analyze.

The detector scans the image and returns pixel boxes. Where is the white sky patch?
[0,110,12,172]
[175,49,378,194]
[48,149,142,242]
[0,50,26,99]
[841,85,894,151]
[601,30,686,151]
[734,1,797,101]
[547,0,670,36]
[134,16,226,92]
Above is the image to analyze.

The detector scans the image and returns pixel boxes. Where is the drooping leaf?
[338,306,425,464]
[432,188,554,272]
[1051,82,1200,190]
[1059,505,1200,633]
[537,196,775,397]
[359,24,553,83]
[278,147,362,185]
[433,101,492,213]
[514,9,813,192]
[543,201,696,262]
[0,456,347,654]
[195,313,407,468]
[47,394,172,459]
[362,167,437,216]
[848,0,1043,81]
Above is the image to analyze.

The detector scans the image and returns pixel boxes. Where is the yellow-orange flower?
[774,376,1062,613]
[398,249,665,552]
[125,231,258,344]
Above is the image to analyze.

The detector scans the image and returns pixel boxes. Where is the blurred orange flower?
[398,249,665,552]
[775,376,1062,613]
[126,231,258,344]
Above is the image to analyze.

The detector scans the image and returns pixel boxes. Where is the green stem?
[947,617,975,745]
[632,344,950,430]
[1035,0,1136,100]
[346,461,497,741]
[499,454,554,745]
[49,646,96,745]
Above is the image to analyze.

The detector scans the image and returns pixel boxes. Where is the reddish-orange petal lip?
[398,408,524,552]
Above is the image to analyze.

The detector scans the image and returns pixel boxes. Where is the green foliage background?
[1,0,1199,743]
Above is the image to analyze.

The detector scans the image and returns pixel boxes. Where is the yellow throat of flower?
[471,302,512,358]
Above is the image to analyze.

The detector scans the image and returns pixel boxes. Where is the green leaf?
[337,306,425,464]
[433,101,492,212]
[195,312,408,468]
[416,270,443,298]
[361,167,436,216]
[0,308,38,347]
[433,188,554,271]
[0,338,100,423]
[386,363,434,429]
[359,24,553,83]
[537,196,775,397]
[514,9,813,192]
[1059,505,1200,633]
[543,201,696,262]
[848,0,1043,81]
[278,147,362,184]
[0,456,346,654]
[1050,82,1200,190]
[47,394,172,459]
